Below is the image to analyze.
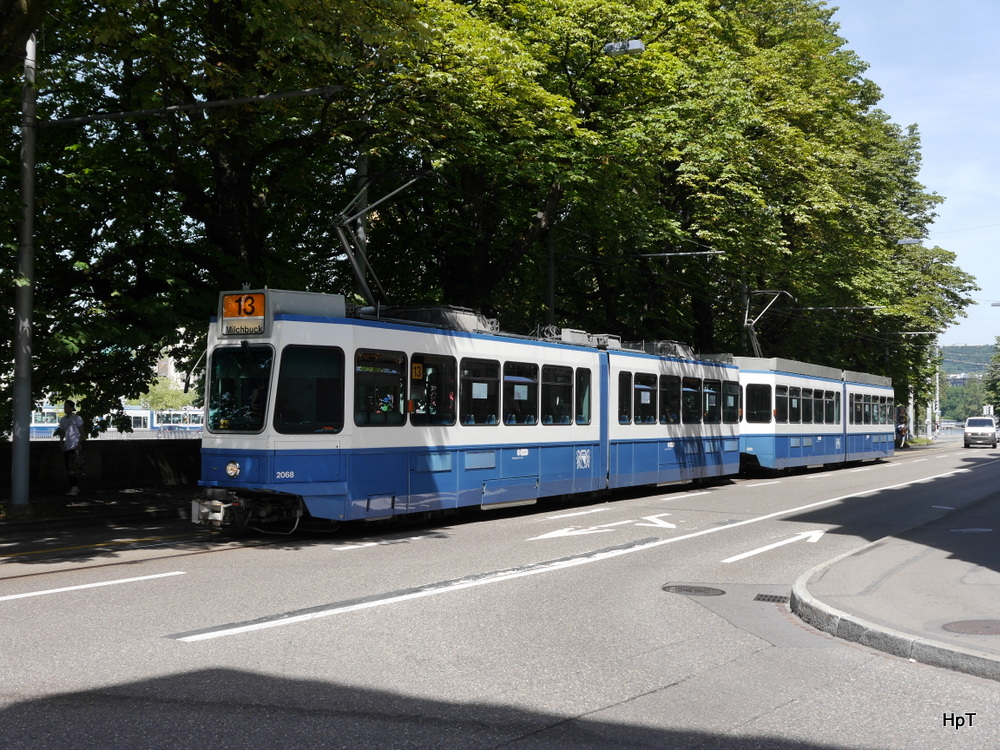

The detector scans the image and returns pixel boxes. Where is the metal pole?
[12,34,37,507]
[546,229,555,326]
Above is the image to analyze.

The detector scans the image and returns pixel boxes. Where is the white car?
[963,417,997,449]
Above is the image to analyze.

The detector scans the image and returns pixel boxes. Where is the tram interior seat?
[356,411,405,425]
[506,412,538,425]
[462,413,498,425]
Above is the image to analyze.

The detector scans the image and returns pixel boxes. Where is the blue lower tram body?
[740,431,894,470]
[609,437,740,488]
[202,436,739,523]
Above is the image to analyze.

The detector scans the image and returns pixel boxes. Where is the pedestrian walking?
[54,399,85,495]
[896,420,908,449]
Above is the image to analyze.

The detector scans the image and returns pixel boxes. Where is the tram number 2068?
[276,471,296,479]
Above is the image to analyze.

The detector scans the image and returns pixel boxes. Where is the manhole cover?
[662,584,725,597]
[942,620,1000,635]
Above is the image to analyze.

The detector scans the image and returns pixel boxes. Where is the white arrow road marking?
[528,520,634,540]
[721,530,826,564]
[635,513,677,529]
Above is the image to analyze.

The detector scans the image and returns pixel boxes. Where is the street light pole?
[11,34,37,507]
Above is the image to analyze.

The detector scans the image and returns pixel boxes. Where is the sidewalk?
[792,460,1000,682]
[0,483,196,532]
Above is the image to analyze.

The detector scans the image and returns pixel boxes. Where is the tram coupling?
[191,488,305,529]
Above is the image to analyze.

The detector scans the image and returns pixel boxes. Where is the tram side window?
[813,390,824,424]
[619,372,633,424]
[703,379,721,424]
[635,373,657,424]
[745,384,772,423]
[723,380,740,423]
[460,358,500,425]
[682,377,702,423]
[863,394,873,424]
[834,392,842,424]
[410,354,457,426]
[789,386,801,423]
[851,393,863,424]
[775,385,789,423]
[504,362,539,425]
[660,375,681,424]
[540,365,572,425]
[802,388,813,424]
[274,345,345,434]
[33,409,58,426]
[208,344,274,433]
[576,368,592,425]
[354,349,406,426]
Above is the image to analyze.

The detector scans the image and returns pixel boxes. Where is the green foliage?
[1,0,980,431]
[983,337,1000,415]
[0,0,51,74]
[940,377,988,423]
[942,344,996,376]
[137,377,197,411]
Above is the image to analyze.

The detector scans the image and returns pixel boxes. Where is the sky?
[828,0,1000,346]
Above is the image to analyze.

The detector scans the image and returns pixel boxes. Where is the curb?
[790,546,1000,683]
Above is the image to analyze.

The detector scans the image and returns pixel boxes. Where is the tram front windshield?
[208,344,274,432]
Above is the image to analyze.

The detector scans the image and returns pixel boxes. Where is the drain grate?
[754,593,790,604]
[662,584,725,597]
[943,620,1000,635]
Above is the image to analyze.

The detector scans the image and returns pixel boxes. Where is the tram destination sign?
[221,292,266,336]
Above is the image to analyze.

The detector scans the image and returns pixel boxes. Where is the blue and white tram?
[192,290,740,528]
[151,407,204,432]
[735,357,894,470]
[843,369,896,462]
[29,404,203,438]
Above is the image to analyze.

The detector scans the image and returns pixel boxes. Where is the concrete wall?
[0,439,201,495]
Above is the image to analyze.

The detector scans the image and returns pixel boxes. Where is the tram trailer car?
[192,289,740,529]
[734,357,895,471]
[29,404,203,439]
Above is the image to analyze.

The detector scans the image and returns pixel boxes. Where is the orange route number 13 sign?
[221,293,266,335]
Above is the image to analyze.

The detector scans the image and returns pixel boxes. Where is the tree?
[3,0,441,427]
[1,0,979,433]
[982,336,1000,415]
[138,377,196,412]
[0,0,51,74]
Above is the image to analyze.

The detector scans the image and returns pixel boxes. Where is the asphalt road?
[2,441,999,749]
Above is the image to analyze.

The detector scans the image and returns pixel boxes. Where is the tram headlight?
[225,461,241,478]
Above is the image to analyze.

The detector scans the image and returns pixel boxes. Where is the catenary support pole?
[11,34,37,507]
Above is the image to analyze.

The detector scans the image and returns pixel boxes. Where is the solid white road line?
[0,571,186,602]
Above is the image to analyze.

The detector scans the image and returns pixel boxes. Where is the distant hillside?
[941,345,996,376]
